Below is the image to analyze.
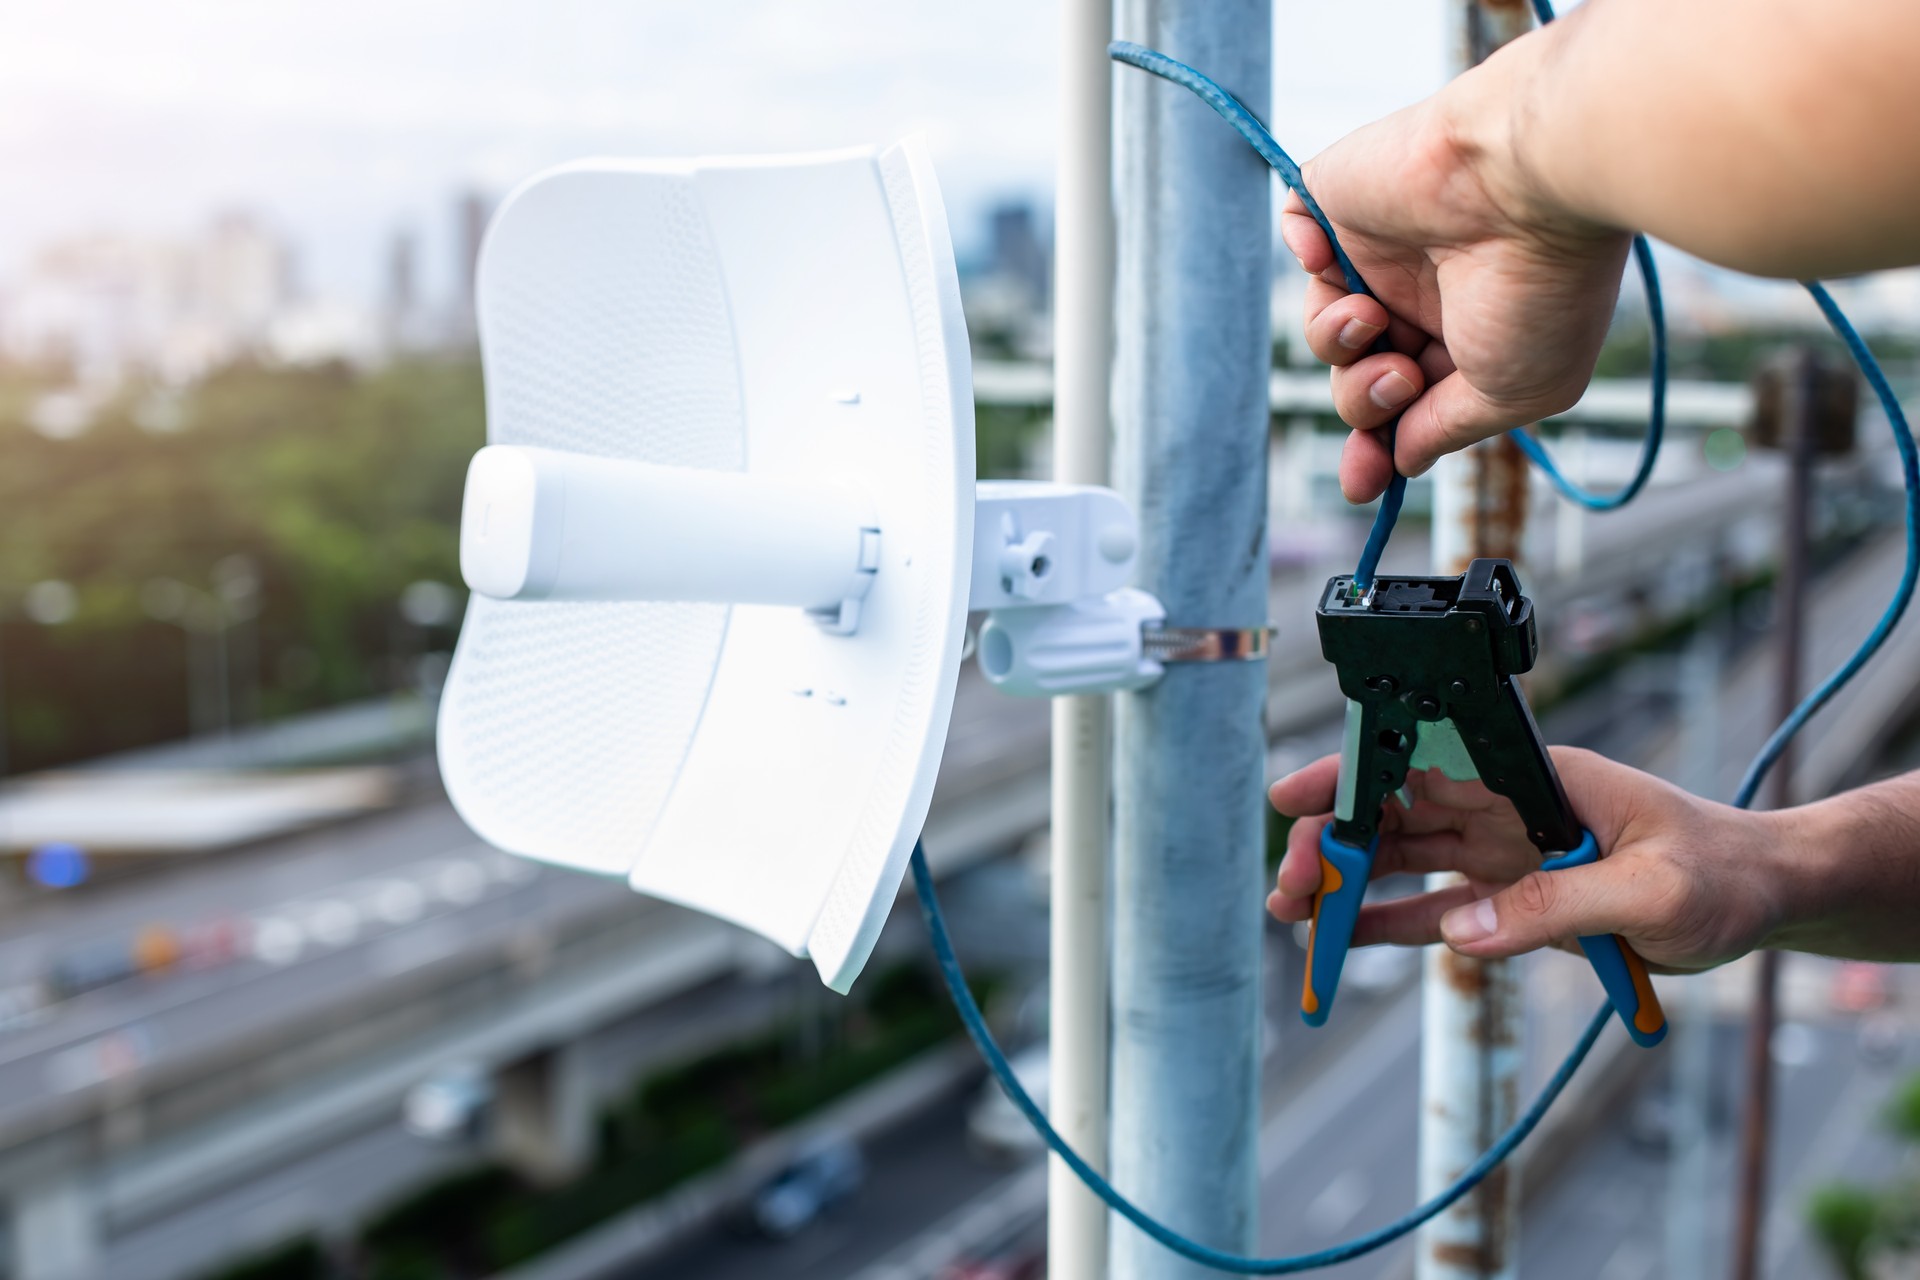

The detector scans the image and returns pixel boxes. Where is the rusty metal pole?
[1421,435,1531,1280]
[1418,11,1536,1278]
[1729,347,1816,1280]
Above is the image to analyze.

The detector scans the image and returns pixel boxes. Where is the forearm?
[1447,0,1920,279]
[1767,771,1920,961]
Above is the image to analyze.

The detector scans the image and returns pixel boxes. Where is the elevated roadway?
[1,455,1908,1280]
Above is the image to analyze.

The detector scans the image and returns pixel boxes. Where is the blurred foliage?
[975,403,1047,479]
[1811,1184,1881,1280]
[0,355,1064,771]
[1532,571,1776,713]
[1808,1068,1920,1279]
[335,960,987,1280]
[0,357,481,770]
[1887,1067,1920,1141]
[1266,805,1292,875]
[197,1237,330,1280]
[1593,324,1920,385]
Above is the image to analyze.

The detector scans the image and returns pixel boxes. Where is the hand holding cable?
[909,1,1920,1270]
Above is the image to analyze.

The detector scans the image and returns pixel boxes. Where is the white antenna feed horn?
[462,445,882,634]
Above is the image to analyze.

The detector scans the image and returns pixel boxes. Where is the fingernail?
[1368,371,1415,410]
[1441,898,1497,946]
[1337,318,1382,351]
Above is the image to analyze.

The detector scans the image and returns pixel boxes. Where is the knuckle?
[1509,870,1560,921]
[1644,859,1713,943]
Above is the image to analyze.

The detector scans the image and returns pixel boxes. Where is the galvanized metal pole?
[1049,0,1116,1274]
[1110,0,1270,1272]
[1419,16,1537,1280]
[1730,347,1816,1280]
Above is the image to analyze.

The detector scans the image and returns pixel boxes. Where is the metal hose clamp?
[1141,624,1273,663]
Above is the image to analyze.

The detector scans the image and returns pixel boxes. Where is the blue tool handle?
[1540,831,1668,1047]
[1302,826,1378,1026]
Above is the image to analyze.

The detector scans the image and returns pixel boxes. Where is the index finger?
[1269,753,1339,817]
[1280,190,1334,277]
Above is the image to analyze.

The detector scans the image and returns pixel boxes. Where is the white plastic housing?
[436,140,974,993]
[460,444,878,613]
[970,481,1138,611]
[975,588,1165,697]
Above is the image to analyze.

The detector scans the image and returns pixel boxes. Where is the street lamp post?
[141,561,259,744]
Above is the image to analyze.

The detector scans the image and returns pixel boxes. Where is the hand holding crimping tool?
[1304,557,1667,1047]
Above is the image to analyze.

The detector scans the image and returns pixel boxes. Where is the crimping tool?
[1304,557,1667,1048]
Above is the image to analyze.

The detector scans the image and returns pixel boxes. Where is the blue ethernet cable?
[909,4,1920,1272]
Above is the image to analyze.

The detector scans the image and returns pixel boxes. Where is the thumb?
[1438,862,1637,960]
[1391,372,1516,478]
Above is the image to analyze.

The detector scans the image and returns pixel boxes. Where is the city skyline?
[7,0,1914,383]
[0,0,1448,307]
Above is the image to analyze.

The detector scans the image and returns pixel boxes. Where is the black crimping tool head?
[1301,558,1667,1047]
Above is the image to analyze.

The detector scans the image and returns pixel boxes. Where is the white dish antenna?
[439,140,1220,991]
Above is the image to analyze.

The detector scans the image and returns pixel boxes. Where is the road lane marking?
[0,849,577,1074]
[1303,1169,1372,1235]
[845,1162,1045,1280]
[1259,986,1421,1178]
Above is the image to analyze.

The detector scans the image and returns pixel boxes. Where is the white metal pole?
[1419,17,1536,1280]
[1049,0,1117,1274]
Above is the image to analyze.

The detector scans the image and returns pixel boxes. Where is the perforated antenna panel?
[438,140,974,992]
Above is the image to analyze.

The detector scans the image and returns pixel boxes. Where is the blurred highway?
[562,520,1920,1280]
[0,806,610,1127]
[620,960,1919,1280]
[0,455,1909,1280]
[1523,1002,1920,1280]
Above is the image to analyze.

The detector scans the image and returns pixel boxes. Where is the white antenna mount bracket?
[459,463,1178,698]
[967,481,1167,697]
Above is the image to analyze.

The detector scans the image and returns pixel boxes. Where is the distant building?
[960,198,1054,360]
[0,213,379,399]
[387,229,417,326]
[452,190,494,343]
[988,202,1051,311]
[199,213,294,337]
[382,227,435,354]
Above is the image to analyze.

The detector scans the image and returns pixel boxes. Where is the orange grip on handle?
[1301,828,1376,1027]
[1543,833,1667,1048]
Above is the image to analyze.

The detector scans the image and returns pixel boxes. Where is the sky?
[0,0,1448,307]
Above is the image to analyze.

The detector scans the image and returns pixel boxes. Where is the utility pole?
[1111,0,1271,1273]
[1049,0,1116,1274]
[1730,345,1832,1280]
[1420,12,1536,1278]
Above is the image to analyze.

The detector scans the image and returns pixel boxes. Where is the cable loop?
[908,8,1920,1272]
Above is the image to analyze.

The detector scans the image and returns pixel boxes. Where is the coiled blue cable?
[913,281,1917,1270]
[1505,0,1668,512]
[1109,38,1668,579]
[1734,281,1920,808]
[909,8,1920,1276]
[1508,232,1669,510]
